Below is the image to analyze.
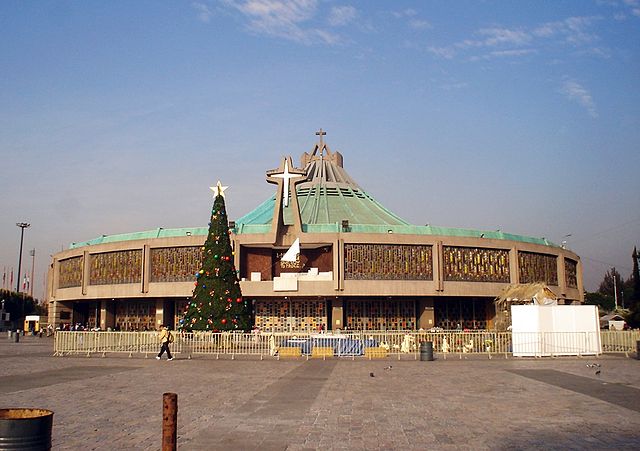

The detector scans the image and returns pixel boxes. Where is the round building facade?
[46,138,583,331]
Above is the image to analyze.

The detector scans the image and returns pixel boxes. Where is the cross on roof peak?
[315,128,326,146]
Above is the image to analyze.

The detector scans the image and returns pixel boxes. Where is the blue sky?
[1,0,639,298]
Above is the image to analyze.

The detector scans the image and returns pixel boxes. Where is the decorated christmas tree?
[180,181,251,331]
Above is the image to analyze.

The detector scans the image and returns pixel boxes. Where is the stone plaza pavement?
[1,336,639,450]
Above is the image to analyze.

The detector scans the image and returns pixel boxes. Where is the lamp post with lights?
[16,222,30,329]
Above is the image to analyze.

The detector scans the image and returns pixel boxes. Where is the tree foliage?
[179,191,251,332]
[598,267,623,301]
[584,291,615,312]
[0,289,39,327]
[627,247,640,328]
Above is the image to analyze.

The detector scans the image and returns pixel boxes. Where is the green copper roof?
[70,223,557,248]
[69,142,558,249]
[69,227,209,249]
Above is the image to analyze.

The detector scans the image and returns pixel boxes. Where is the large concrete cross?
[315,128,326,146]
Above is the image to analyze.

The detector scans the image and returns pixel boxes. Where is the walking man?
[156,325,174,361]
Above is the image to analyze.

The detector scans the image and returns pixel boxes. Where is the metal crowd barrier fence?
[600,330,640,354]
[53,330,639,359]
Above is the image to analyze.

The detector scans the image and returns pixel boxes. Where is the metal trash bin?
[0,408,53,450]
[13,332,19,343]
[419,341,434,361]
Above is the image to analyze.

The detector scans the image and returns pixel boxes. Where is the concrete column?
[418,298,435,329]
[82,251,90,295]
[509,247,519,284]
[335,239,343,291]
[142,245,150,293]
[435,241,443,291]
[100,300,115,330]
[155,299,164,329]
[51,258,59,298]
[331,298,343,331]
[558,256,567,297]
[576,259,585,302]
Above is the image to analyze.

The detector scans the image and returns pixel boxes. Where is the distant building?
[46,134,583,331]
[599,313,626,330]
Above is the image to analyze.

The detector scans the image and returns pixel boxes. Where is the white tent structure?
[510,304,601,357]
[494,284,601,356]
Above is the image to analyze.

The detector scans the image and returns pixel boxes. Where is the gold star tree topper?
[210,181,228,198]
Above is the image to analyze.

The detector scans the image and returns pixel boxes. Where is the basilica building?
[47,133,583,331]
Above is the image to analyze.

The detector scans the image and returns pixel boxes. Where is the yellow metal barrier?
[311,347,334,359]
[277,347,303,358]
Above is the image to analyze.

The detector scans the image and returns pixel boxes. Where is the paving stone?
[1,336,640,449]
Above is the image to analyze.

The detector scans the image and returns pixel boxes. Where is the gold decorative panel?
[344,244,432,280]
[115,301,155,331]
[58,256,83,288]
[89,250,142,286]
[345,299,416,330]
[518,251,558,285]
[434,298,488,330]
[254,300,326,332]
[150,247,203,283]
[565,258,578,288]
[443,246,510,282]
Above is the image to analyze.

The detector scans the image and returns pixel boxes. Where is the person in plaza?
[156,325,174,361]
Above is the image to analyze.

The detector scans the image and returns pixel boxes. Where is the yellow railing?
[600,330,640,353]
[53,330,640,359]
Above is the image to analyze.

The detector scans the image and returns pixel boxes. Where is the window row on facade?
[57,244,579,289]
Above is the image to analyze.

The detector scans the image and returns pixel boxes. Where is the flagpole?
[29,249,35,297]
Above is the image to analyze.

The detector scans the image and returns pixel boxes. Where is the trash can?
[419,341,434,361]
[0,408,53,450]
[13,332,19,343]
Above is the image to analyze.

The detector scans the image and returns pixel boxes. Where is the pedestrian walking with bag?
[156,325,174,361]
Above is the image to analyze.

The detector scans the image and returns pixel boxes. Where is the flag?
[23,274,30,292]
[281,238,300,262]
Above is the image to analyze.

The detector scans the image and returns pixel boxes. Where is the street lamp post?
[612,268,618,311]
[16,222,30,330]
[16,223,30,293]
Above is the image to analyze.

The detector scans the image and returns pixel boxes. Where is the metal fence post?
[162,393,177,451]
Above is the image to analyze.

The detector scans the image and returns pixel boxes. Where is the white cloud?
[491,49,536,57]
[392,9,417,18]
[409,19,431,30]
[391,8,429,30]
[428,15,604,62]
[581,47,612,58]
[328,5,357,27]
[477,27,531,46]
[427,46,456,59]
[561,80,598,117]
[440,81,468,90]
[192,2,214,23]
[469,48,537,61]
[532,16,600,44]
[622,0,640,15]
[222,0,339,44]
